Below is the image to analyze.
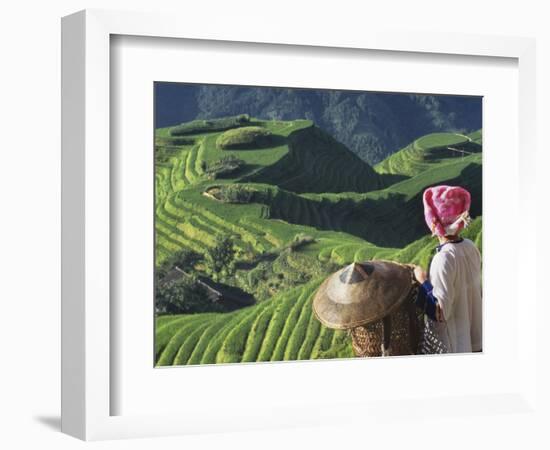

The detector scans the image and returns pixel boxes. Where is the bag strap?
[406,268,421,354]
[407,300,419,354]
[381,315,392,356]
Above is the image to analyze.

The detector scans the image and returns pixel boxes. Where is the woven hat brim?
[312,261,414,329]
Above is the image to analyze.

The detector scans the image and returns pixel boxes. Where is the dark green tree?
[207,235,236,281]
[171,248,203,271]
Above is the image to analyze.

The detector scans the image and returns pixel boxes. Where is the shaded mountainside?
[241,124,384,193]
[154,116,483,366]
[257,156,481,247]
[236,129,482,247]
[155,83,482,164]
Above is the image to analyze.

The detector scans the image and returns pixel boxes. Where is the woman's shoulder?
[432,245,457,268]
[434,238,476,259]
[462,238,482,259]
[461,237,476,247]
[460,238,480,254]
[445,238,481,261]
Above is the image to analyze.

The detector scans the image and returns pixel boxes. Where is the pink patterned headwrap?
[423,185,472,237]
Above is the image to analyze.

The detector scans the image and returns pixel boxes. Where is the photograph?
[154,82,483,366]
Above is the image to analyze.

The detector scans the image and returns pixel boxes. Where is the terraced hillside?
[155,118,388,264]
[154,117,483,366]
[374,131,482,177]
[156,219,482,366]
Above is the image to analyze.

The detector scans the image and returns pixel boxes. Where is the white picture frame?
[61,9,539,441]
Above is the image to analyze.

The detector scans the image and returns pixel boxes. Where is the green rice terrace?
[154,114,483,366]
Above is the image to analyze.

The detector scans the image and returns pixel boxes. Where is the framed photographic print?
[62,9,539,441]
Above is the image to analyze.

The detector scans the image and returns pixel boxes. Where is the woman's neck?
[438,234,460,245]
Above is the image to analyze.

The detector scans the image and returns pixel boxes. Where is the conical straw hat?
[312,260,414,329]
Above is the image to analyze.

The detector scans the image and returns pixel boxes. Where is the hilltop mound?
[216,126,276,150]
[170,114,251,136]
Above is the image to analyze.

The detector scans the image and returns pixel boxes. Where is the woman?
[413,185,482,353]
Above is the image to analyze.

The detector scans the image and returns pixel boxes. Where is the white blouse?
[429,238,482,353]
